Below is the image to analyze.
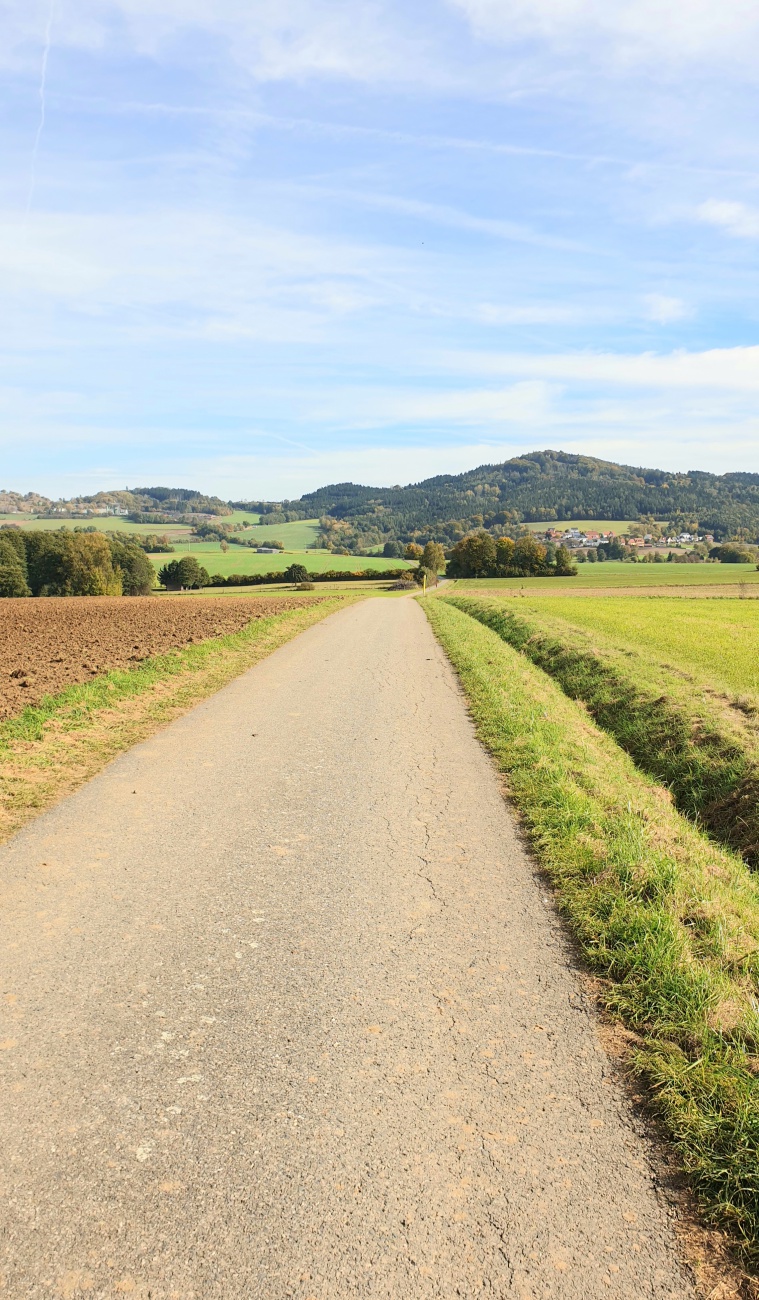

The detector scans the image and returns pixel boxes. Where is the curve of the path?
[1,597,693,1299]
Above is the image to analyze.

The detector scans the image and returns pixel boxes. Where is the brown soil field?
[0,595,322,720]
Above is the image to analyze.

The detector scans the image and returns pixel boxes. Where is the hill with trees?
[0,486,231,521]
[4,451,759,555]
[285,451,759,551]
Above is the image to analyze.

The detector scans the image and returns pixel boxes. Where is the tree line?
[444,533,576,578]
[157,557,408,590]
[0,529,155,597]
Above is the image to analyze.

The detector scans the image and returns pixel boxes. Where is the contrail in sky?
[27,0,56,216]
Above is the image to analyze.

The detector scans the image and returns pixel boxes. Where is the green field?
[523,518,635,534]
[149,545,412,577]
[0,511,319,546]
[223,510,261,525]
[241,518,321,548]
[512,595,759,696]
[452,560,759,591]
[0,513,195,536]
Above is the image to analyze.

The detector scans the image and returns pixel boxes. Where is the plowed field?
[0,595,320,719]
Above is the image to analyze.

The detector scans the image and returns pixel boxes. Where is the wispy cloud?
[308,188,590,252]
[643,295,691,324]
[447,0,759,67]
[2,0,759,495]
[443,345,759,390]
[697,199,759,238]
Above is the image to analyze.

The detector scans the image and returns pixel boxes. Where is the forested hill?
[5,451,759,547]
[285,451,759,546]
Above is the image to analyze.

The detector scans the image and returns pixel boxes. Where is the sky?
[2,0,759,500]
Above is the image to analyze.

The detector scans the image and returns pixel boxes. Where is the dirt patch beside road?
[0,595,318,718]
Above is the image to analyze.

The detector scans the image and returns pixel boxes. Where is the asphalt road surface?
[0,596,694,1299]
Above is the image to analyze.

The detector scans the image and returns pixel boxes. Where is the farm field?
[0,594,330,719]
[452,559,759,591]
[512,594,759,696]
[0,513,192,537]
[523,518,634,533]
[0,512,315,546]
[246,518,320,548]
[149,545,412,576]
[223,509,261,524]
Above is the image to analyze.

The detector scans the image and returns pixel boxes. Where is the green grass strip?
[443,594,759,867]
[424,596,759,1260]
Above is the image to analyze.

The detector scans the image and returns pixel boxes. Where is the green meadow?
[451,559,759,591]
[149,545,412,577]
[513,594,759,697]
[522,518,635,534]
[0,513,193,536]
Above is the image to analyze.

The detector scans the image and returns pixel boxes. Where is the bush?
[711,544,755,564]
[158,557,210,590]
[297,581,316,590]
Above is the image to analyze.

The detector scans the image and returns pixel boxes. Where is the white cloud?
[8,0,759,91]
[0,0,445,88]
[444,344,759,390]
[697,199,759,238]
[301,380,553,427]
[0,209,408,342]
[447,0,759,66]
[643,294,690,324]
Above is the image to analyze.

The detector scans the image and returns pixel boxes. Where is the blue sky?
[3,0,759,499]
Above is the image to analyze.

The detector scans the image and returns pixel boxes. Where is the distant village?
[534,526,714,553]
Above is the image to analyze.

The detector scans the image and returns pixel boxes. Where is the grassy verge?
[424,597,759,1259]
[0,596,357,844]
[443,595,759,866]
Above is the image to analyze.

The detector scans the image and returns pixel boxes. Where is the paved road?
[1,597,693,1299]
